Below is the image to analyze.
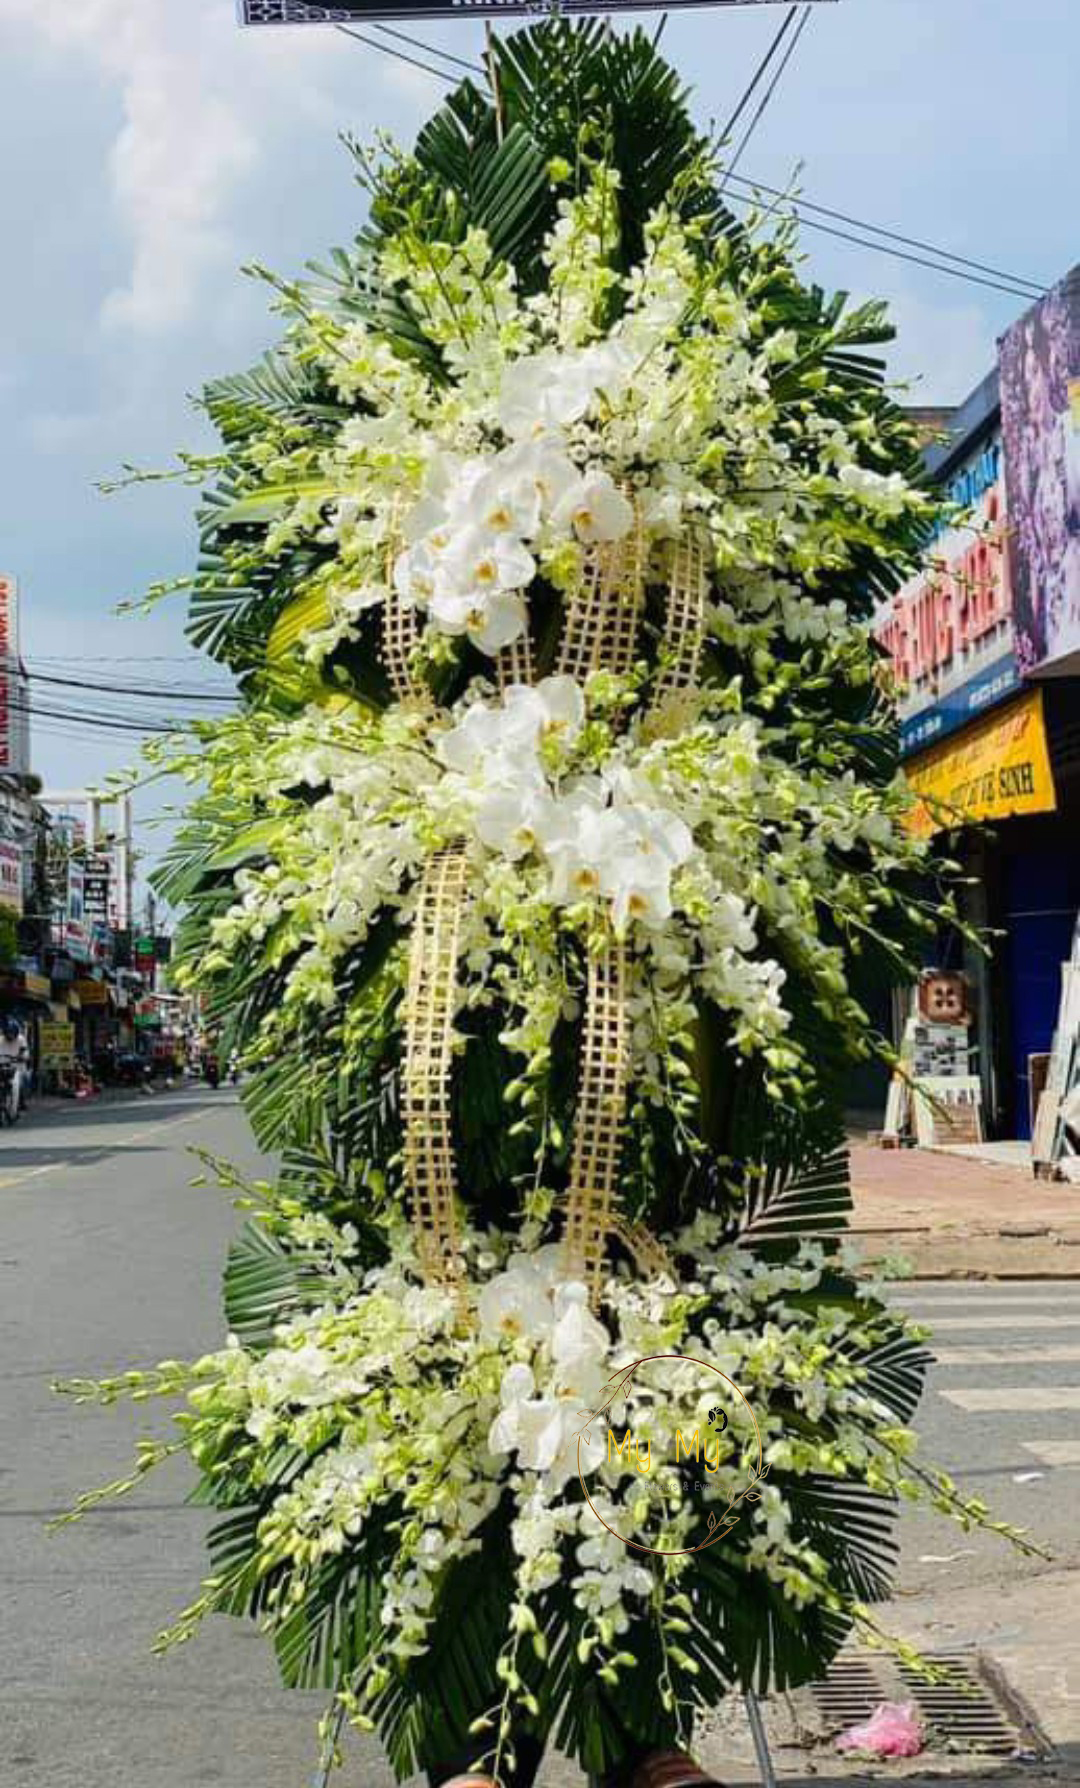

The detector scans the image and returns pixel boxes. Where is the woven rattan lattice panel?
[561,939,632,1303]
[653,529,708,704]
[403,846,469,1296]
[556,502,646,685]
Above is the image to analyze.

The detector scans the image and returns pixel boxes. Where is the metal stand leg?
[744,1690,778,1788]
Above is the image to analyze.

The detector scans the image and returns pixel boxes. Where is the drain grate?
[807,1649,1049,1761]
[898,1653,1023,1756]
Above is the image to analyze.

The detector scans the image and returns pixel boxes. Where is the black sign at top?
[239,0,832,23]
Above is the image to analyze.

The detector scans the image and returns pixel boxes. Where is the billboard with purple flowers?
[999,267,1080,675]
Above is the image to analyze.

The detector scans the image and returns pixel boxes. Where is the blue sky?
[1,0,1077,880]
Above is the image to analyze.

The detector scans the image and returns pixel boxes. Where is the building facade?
[876,267,1080,1141]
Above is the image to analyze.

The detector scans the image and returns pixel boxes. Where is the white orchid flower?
[474,786,562,860]
[498,348,596,438]
[552,471,635,544]
[536,782,610,903]
[550,1285,610,1405]
[429,588,528,654]
[434,524,536,604]
[437,698,538,781]
[392,540,441,610]
[478,1265,555,1342]
[488,1364,568,1473]
[596,804,695,930]
[491,441,579,533]
[502,675,586,749]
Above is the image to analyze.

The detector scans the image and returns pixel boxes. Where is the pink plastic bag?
[835,1701,925,1758]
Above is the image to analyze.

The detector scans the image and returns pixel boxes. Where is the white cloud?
[882,287,1003,406]
[0,0,420,333]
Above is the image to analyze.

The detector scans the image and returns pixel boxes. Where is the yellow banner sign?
[40,1021,76,1067]
[905,689,1056,836]
[74,978,108,1006]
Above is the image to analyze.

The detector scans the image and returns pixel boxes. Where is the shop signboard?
[74,978,108,1006]
[39,1020,76,1068]
[134,935,156,978]
[0,574,29,776]
[61,860,89,960]
[876,431,1019,754]
[904,687,1057,838]
[83,852,113,925]
[999,266,1080,676]
[240,0,833,20]
[0,838,22,913]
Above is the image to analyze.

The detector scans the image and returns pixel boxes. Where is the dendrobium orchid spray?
[59,22,1038,1788]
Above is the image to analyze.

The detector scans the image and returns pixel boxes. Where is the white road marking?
[915,1314,1080,1331]
[932,1343,1080,1366]
[0,1108,207,1191]
[1021,1440,1080,1467]
[895,1294,1080,1311]
[942,1386,1080,1412]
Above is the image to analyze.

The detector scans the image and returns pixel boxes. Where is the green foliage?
[113,21,964,1781]
[0,907,18,967]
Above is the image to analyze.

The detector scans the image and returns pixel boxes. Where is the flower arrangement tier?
[62,21,1039,1788]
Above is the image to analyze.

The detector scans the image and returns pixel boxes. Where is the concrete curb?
[851,1231,1080,1279]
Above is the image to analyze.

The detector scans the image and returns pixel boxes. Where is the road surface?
[1,1092,1076,1784]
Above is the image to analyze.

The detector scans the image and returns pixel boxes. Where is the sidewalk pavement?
[849,1138,1080,1278]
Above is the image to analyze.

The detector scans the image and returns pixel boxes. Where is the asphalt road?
[1,1093,1076,1786]
[0,1089,394,1788]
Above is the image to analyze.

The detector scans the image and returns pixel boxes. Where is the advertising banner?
[74,978,108,1006]
[0,838,22,913]
[905,688,1057,837]
[39,1021,76,1068]
[876,432,1019,754]
[0,573,29,776]
[83,852,113,926]
[999,266,1080,675]
[239,0,834,22]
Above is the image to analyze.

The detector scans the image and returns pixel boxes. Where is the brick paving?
[848,1138,1080,1275]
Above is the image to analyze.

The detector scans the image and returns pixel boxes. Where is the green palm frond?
[786,1475,898,1603]
[203,349,347,445]
[739,1141,853,1245]
[223,1221,326,1346]
[694,1546,850,1695]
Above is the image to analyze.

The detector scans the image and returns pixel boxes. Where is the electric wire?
[335,23,461,85]
[727,171,1047,298]
[722,4,814,192]
[368,21,482,76]
[24,670,238,705]
[721,185,1045,300]
[717,4,798,147]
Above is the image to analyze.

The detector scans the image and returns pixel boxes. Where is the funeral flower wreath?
[60,26,1039,1786]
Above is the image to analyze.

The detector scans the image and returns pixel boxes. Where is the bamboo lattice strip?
[381,593,433,710]
[555,499,646,684]
[652,528,708,705]
[607,1214,675,1284]
[381,510,433,709]
[403,846,469,1293]
[562,938,632,1303]
[494,629,535,692]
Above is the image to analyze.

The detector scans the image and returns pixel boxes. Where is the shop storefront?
[877,265,1080,1145]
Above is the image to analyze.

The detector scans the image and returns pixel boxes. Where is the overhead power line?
[722,5,814,191]
[727,172,1047,298]
[721,185,1045,300]
[24,669,238,705]
[368,21,482,76]
[335,22,465,85]
[718,4,799,147]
